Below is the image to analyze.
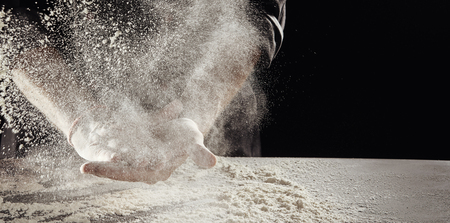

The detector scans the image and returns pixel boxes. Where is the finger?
[190,143,217,168]
[80,161,160,183]
[80,152,181,183]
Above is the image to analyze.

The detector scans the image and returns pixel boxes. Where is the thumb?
[190,143,217,168]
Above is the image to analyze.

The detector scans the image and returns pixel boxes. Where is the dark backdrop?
[260,1,448,160]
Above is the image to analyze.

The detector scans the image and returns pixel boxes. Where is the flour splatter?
[1,0,268,156]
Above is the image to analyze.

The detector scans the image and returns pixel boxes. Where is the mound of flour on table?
[151,158,350,223]
[1,153,352,223]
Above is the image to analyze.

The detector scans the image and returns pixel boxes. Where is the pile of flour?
[1,153,353,223]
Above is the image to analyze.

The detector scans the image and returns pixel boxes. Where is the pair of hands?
[69,100,217,184]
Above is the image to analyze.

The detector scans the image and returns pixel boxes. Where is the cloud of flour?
[1,0,269,157]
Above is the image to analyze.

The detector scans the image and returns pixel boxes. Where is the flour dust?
[1,0,268,157]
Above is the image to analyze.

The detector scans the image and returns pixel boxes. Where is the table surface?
[1,156,450,222]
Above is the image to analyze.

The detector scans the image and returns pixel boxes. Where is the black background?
[260,1,448,160]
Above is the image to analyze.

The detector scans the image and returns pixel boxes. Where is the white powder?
[1,0,265,154]
[109,30,123,48]
[1,155,353,222]
[0,9,9,31]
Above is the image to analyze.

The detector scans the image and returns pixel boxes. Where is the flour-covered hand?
[69,101,216,184]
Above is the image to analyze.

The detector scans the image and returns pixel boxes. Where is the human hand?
[69,100,217,184]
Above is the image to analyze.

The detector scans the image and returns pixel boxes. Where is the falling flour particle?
[0,20,6,31]
[109,30,123,47]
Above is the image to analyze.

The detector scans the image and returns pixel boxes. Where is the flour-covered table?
[1,151,449,222]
